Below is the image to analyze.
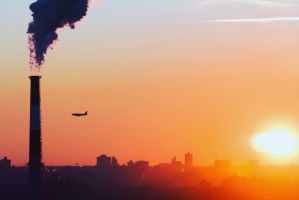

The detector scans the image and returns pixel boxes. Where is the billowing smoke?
[28,0,90,70]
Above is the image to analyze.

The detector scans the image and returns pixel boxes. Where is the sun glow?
[252,130,299,157]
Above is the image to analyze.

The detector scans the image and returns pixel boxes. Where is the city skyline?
[1,0,299,166]
[4,152,299,200]
[0,151,281,168]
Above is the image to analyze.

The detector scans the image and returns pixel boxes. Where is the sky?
[1,0,299,166]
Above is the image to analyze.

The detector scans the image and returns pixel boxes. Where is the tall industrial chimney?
[29,76,43,200]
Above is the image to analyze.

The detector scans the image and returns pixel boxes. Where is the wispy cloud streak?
[197,0,297,8]
[208,17,299,23]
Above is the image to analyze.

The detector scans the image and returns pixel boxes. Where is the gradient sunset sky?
[1,0,299,166]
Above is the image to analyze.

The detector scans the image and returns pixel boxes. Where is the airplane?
[72,111,88,117]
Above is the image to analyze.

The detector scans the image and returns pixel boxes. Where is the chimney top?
[29,75,42,79]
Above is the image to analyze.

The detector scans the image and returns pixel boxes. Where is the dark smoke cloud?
[28,0,90,69]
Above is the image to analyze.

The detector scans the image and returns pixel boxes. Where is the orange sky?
[1,0,299,166]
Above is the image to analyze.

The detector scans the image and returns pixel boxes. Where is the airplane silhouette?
[72,111,88,117]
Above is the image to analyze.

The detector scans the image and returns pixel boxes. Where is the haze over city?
[1,0,299,168]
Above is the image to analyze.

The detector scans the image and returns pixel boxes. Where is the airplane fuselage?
[72,111,88,117]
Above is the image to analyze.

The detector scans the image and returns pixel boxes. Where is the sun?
[251,129,299,157]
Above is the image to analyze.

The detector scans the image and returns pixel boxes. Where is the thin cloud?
[207,17,299,23]
[197,0,297,8]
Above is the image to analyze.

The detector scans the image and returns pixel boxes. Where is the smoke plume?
[28,0,90,70]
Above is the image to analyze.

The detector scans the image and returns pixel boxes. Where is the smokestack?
[29,76,43,200]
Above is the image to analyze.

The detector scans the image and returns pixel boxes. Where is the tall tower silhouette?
[185,152,193,168]
[29,76,43,200]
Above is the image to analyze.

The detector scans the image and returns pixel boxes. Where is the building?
[127,160,134,167]
[214,160,231,169]
[97,155,119,167]
[185,152,193,167]
[0,157,11,171]
[97,155,112,167]
[135,161,149,169]
[111,157,119,166]
[171,156,182,168]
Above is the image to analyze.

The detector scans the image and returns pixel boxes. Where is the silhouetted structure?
[185,152,193,168]
[29,76,43,200]
[111,156,119,166]
[214,160,231,169]
[127,160,134,167]
[97,155,119,168]
[5,154,299,200]
[97,155,112,167]
[0,157,11,171]
[171,156,182,168]
[134,161,150,169]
